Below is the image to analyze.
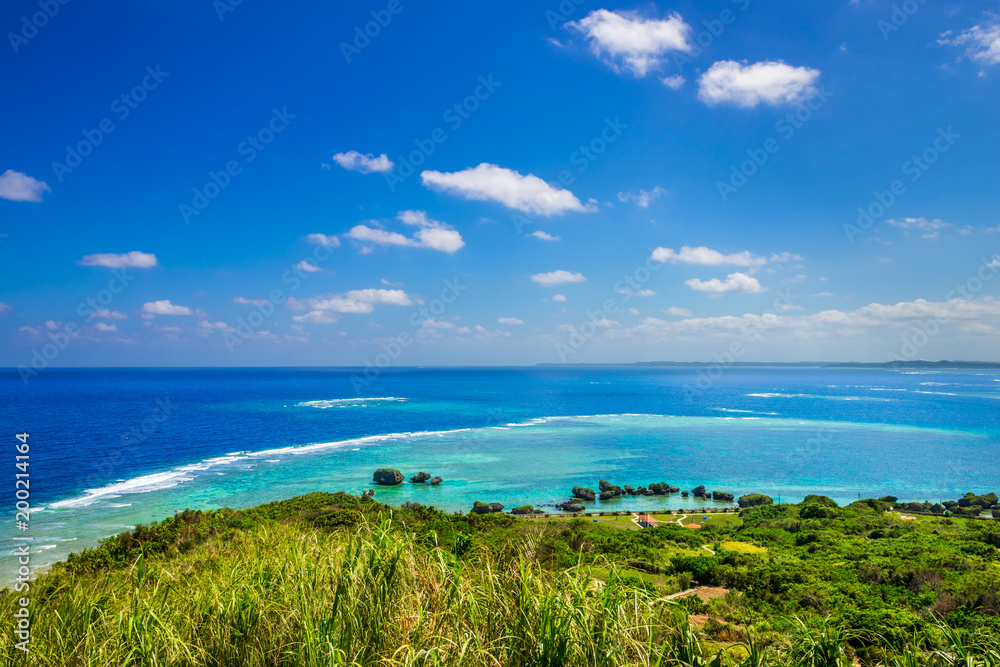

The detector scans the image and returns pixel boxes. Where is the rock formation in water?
[373,469,404,485]
[557,501,585,512]
[410,471,431,483]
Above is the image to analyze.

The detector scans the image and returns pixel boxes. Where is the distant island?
[538,360,1000,369]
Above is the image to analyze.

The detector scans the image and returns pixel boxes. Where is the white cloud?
[962,322,1000,335]
[141,300,193,316]
[552,294,568,302]
[80,251,158,269]
[306,233,340,247]
[697,60,821,108]
[0,302,11,315]
[94,322,118,332]
[620,297,1000,346]
[199,321,233,331]
[345,289,412,306]
[651,245,767,269]
[567,9,692,77]
[662,75,685,90]
[347,210,464,253]
[987,256,1000,269]
[422,319,455,329]
[498,317,525,325]
[294,288,413,322]
[296,260,323,273]
[665,306,692,317]
[986,225,1000,234]
[637,289,655,297]
[887,217,952,239]
[532,270,586,286]
[530,231,561,241]
[347,225,411,247]
[939,18,1000,66]
[331,150,394,174]
[685,272,765,294]
[617,186,665,208]
[93,309,127,320]
[812,292,835,298]
[421,163,590,216]
[769,252,804,263]
[0,170,50,202]
[292,311,339,324]
[233,297,270,306]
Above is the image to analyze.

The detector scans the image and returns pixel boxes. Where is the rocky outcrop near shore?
[511,505,535,515]
[738,494,773,508]
[712,491,734,502]
[691,485,707,498]
[373,469,404,485]
[429,476,443,485]
[410,471,431,483]
[471,501,504,514]
[556,501,585,512]
[572,487,596,501]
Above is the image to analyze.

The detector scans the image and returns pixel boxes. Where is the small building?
[636,514,659,528]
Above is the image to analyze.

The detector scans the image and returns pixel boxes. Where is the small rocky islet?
[372,468,444,486]
[369,469,998,520]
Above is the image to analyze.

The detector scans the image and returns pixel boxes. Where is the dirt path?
[664,587,700,600]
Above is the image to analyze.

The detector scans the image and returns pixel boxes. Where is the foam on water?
[297,397,407,409]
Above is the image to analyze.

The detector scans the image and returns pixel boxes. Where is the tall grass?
[1,517,998,666]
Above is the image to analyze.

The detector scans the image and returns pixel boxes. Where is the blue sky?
[2,0,999,370]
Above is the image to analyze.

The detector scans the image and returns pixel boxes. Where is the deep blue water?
[2,366,999,578]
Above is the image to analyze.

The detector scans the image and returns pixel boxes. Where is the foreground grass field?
[2,493,999,665]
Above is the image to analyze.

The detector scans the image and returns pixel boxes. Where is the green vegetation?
[2,491,999,665]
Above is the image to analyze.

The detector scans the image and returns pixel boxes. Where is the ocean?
[3,365,1000,580]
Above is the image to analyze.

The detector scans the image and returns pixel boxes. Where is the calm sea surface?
[3,366,999,579]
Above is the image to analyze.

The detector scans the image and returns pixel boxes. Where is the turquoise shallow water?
[3,366,1000,581]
